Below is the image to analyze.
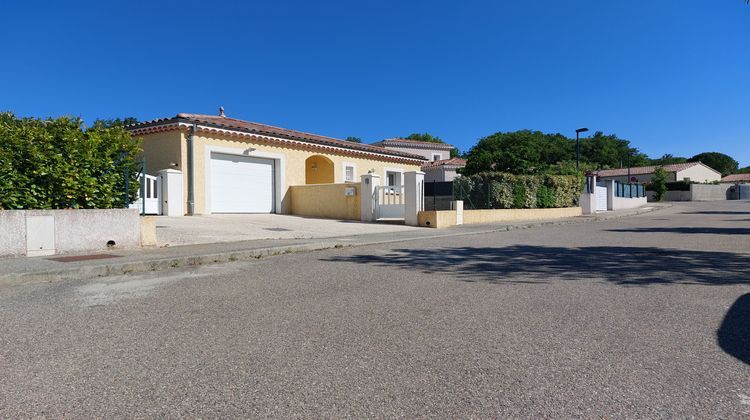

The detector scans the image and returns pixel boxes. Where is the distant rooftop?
[721,173,750,183]
[372,138,455,150]
[591,162,717,177]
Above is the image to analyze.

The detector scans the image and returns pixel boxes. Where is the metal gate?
[129,174,161,215]
[374,184,405,219]
[595,185,608,212]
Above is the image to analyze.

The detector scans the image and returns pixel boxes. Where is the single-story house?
[127,111,426,215]
[420,158,467,183]
[721,173,750,183]
[592,162,721,184]
[371,138,455,163]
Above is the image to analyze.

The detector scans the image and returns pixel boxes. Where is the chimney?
[219,106,225,117]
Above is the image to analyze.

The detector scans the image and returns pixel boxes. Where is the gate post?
[157,169,184,216]
[360,173,380,222]
[404,171,425,227]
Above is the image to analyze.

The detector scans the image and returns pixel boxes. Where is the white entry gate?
[374,184,405,220]
[129,174,161,215]
[595,185,608,212]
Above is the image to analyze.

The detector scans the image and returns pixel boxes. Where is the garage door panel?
[210,153,274,213]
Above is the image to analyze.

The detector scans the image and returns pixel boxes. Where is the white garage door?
[210,153,274,213]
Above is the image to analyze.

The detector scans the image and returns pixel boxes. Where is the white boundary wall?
[0,209,142,258]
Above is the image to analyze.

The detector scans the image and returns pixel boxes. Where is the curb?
[0,205,669,287]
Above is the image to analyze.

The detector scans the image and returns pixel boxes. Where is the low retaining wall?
[419,207,582,228]
[289,183,361,221]
[612,196,647,210]
[0,209,144,258]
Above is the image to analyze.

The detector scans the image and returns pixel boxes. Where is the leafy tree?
[405,133,445,143]
[91,117,139,128]
[688,152,739,176]
[344,136,362,143]
[0,112,142,209]
[652,154,688,165]
[651,166,669,201]
[450,147,462,158]
[738,166,750,174]
[462,129,647,176]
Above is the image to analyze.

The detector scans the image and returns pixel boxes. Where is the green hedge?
[0,112,142,210]
[453,172,582,209]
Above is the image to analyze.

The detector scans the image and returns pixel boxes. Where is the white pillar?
[580,175,596,215]
[453,200,464,225]
[605,179,615,211]
[404,171,425,227]
[157,169,184,217]
[360,173,380,222]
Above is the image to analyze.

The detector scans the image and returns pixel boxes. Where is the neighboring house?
[421,158,467,183]
[127,111,426,215]
[721,174,750,183]
[592,162,721,184]
[372,138,455,163]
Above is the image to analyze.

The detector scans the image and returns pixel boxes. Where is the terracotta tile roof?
[721,173,750,183]
[592,162,709,178]
[371,138,455,150]
[128,114,428,162]
[421,157,467,170]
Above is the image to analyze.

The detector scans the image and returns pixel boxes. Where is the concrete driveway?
[154,214,421,246]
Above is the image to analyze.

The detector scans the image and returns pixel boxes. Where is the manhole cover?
[264,228,292,232]
[47,254,122,263]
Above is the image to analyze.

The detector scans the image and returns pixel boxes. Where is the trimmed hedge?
[453,172,582,209]
[0,113,142,210]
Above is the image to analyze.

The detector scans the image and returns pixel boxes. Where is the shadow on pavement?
[325,245,750,286]
[717,293,750,365]
[607,227,750,235]
[681,211,750,215]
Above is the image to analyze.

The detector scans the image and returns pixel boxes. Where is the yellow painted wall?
[305,155,335,184]
[418,210,457,228]
[290,183,361,220]
[137,131,183,177]
[139,129,422,215]
[419,207,582,228]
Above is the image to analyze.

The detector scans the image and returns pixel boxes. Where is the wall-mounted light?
[169,162,179,167]
[243,147,256,155]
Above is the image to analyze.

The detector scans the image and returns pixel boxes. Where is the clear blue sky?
[2,1,748,166]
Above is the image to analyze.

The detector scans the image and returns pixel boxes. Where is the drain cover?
[264,228,292,232]
[47,254,122,263]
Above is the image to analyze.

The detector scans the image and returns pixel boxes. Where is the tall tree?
[688,152,739,176]
[344,136,362,143]
[462,129,648,176]
[652,154,688,165]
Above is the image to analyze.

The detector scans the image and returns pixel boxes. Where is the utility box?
[26,216,55,257]
[157,169,184,217]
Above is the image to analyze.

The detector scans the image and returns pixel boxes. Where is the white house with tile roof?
[592,162,721,184]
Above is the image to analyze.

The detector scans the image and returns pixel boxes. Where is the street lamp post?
[575,128,589,171]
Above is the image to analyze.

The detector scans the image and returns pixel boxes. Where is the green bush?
[0,112,142,210]
[536,185,555,208]
[453,171,582,209]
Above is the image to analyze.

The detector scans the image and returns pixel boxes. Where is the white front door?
[210,153,274,213]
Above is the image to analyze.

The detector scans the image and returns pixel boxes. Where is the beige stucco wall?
[138,130,183,176]
[289,183,361,220]
[419,207,582,228]
[418,210,458,228]
[676,165,721,183]
[138,130,421,215]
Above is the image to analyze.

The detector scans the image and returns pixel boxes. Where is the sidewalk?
[0,204,669,287]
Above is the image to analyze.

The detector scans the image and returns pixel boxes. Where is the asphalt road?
[1,201,749,418]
